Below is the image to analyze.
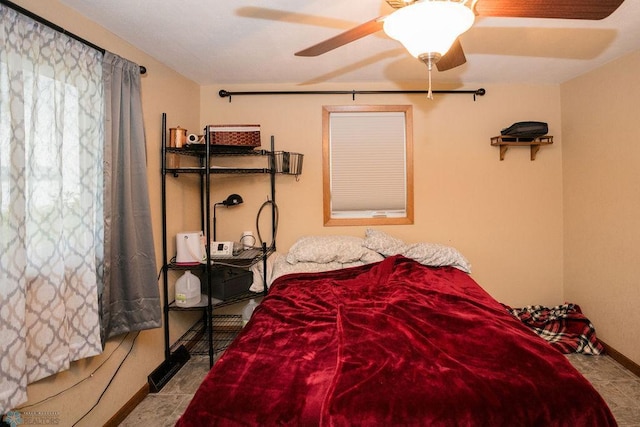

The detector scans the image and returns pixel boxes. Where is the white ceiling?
[58,0,640,87]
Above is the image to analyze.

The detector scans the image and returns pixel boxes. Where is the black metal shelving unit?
[150,113,294,392]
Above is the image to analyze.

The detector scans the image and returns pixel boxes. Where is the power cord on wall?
[17,332,132,410]
[14,331,140,426]
[72,331,140,426]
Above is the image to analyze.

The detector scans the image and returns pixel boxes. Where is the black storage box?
[500,121,548,141]
[208,267,253,300]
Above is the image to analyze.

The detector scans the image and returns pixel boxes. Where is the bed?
[176,231,616,426]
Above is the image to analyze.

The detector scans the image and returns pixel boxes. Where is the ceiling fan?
[295,0,624,96]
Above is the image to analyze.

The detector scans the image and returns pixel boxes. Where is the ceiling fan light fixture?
[383,0,475,59]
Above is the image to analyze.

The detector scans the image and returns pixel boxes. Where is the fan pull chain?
[418,53,439,100]
[427,66,433,100]
[426,56,434,100]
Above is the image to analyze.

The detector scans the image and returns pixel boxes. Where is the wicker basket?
[208,125,260,147]
[273,151,303,176]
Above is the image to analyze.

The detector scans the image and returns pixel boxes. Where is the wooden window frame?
[322,105,414,226]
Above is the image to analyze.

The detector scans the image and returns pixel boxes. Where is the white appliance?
[176,232,205,265]
[210,241,234,257]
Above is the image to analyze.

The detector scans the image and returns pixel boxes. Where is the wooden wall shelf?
[490,136,553,161]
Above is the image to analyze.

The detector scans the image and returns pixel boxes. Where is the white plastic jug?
[242,299,259,326]
[175,270,201,308]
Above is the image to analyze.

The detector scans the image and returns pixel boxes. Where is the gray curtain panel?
[101,52,161,341]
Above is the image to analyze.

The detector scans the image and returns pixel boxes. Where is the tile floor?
[120,354,214,426]
[121,352,640,426]
[566,353,640,426]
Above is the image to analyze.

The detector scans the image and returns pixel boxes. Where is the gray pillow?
[286,235,384,265]
[364,228,471,273]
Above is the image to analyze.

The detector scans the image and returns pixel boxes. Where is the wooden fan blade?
[295,18,385,57]
[386,0,416,9]
[475,0,625,20]
[436,39,466,71]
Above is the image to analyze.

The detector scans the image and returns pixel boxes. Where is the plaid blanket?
[504,303,604,355]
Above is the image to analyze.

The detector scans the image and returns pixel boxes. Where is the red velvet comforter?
[177,256,616,426]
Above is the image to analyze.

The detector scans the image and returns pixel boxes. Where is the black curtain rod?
[1,0,146,74]
[219,88,486,102]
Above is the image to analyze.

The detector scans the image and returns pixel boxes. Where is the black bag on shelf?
[501,121,548,139]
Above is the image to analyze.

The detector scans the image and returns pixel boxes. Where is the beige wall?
[13,1,201,425]
[561,50,640,365]
[201,82,564,307]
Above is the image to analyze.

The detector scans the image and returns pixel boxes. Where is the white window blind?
[329,111,407,217]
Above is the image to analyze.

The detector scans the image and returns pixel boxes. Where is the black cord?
[17,333,131,410]
[256,198,278,248]
[72,331,140,426]
[158,256,178,280]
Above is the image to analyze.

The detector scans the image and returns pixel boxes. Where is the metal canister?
[169,126,188,148]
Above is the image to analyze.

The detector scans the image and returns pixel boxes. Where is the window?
[322,105,414,226]
[0,62,102,277]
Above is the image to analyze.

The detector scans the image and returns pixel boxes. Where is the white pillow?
[364,228,471,273]
[286,235,384,265]
[363,228,408,255]
[403,242,471,273]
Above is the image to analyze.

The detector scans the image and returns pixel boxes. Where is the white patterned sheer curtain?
[0,6,103,412]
